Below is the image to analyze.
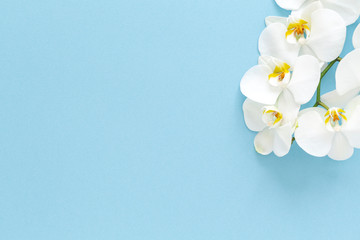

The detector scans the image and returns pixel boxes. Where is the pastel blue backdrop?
[0,0,359,239]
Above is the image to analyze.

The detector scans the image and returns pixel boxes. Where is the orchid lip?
[325,107,347,131]
[262,106,283,128]
[268,62,291,87]
[286,19,310,43]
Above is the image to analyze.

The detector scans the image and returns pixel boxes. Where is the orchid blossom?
[243,93,298,157]
[260,3,346,64]
[240,55,320,108]
[240,0,360,160]
[295,91,360,160]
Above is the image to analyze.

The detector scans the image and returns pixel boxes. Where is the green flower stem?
[312,57,342,110]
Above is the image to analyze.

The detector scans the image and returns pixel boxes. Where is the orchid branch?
[313,57,342,110]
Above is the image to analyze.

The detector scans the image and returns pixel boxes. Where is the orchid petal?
[321,0,360,26]
[287,55,321,104]
[243,98,266,132]
[328,132,354,160]
[298,106,327,117]
[259,23,300,67]
[298,45,326,69]
[295,108,334,157]
[321,89,360,109]
[275,0,308,10]
[341,97,360,148]
[273,123,293,157]
[291,1,323,23]
[240,65,282,105]
[277,89,300,124]
[265,16,288,26]
[344,95,360,117]
[306,9,346,62]
[353,23,360,49]
[254,128,275,155]
[258,55,294,72]
[335,49,360,95]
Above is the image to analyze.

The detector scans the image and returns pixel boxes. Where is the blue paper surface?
[0,0,359,239]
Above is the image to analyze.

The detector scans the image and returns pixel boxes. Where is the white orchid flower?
[243,93,299,157]
[353,23,360,49]
[260,3,346,64]
[275,0,360,25]
[295,91,360,160]
[335,49,360,96]
[240,55,320,108]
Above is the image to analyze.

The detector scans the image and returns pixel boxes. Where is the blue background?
[0,0,359,239]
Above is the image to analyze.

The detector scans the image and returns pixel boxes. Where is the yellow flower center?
[286,20,310,39]
[268,63,291,82]
[325,108,347,131]
[262,107,283,127]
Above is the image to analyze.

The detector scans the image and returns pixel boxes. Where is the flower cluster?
[240,0,360,160]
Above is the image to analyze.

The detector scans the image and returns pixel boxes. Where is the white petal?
[287,55,321,104]
[341,97,360,148]
[342,130,360,149]
[254,128,275,155]
[291,1,323,23]
[321,89,360,109]
[258,55,273,67]
[243,98,266,132]
[298,45,326,68]
[335,49,360,95]
[298,44,316,56]
[275,0,307,10]
[298,106,327,118]
[277,89,300,124]
[328,132,354,160]
[258,55,293,71]
[259,23,301,67]
[269,72,291,87]
[321,0,360,26]
[306,9,346,62]
[286,28,308,45]
[265,16,288,26]
[240,65,282,105]
[353,23,360,49]
[295,108,335,157]
[273,123,293,157]
[344,95,360,116]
